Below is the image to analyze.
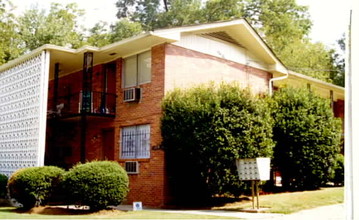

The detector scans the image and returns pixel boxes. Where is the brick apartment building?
[0,19,344,207]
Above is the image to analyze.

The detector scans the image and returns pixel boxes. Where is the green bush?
[0,174,8,198]
[272,87,342,190]
[62,161,129,210]
[7,166,65,209]
[332,154,344,186]
[162,83,274,203]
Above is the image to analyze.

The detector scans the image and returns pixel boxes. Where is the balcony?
[48,91,116,118]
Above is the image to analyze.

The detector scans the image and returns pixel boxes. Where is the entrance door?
[102,128,114,160]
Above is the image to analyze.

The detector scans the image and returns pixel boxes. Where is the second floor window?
[123,51,151,88]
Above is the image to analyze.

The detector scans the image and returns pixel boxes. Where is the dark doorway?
[102,128,115,160]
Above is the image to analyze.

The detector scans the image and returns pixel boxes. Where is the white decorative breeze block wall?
[0,51,50,176]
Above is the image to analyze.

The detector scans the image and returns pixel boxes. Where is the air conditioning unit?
[124,88,141,102]
[125,161,139,174]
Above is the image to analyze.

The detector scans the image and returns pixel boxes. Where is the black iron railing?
[49,91,116,117]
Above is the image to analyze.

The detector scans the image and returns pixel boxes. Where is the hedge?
[162,83,274,202]
[272,87,342,190]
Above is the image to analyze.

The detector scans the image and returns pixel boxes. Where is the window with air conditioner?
[123,51,151,88]
[121,124,150,159]
[125,161,139,174]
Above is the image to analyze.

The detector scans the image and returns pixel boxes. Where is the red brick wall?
[46,42,272,208]
[115,44,166,207]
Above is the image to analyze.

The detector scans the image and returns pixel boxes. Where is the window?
[121,124,150,159]
[123,51,151,88]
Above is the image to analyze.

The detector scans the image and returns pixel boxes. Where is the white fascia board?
[0,44,101,72]
[268,63,288,76]
[153,19,247,35]
[289,71,345,92]
[240,21,288,75]
[100,33,152,51]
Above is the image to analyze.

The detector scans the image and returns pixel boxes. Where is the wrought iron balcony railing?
[48,91,116,118]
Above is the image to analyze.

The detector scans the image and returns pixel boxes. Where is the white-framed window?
[121,124,150,159]
[123,51,151,88]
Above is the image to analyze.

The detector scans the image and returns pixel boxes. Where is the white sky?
[10,0,352,49]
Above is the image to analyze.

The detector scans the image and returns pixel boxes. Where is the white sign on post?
[235,157,270,181]
[235,157,271,210]
[133,202,143,211]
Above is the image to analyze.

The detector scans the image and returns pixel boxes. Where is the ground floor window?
[120,124,150,159]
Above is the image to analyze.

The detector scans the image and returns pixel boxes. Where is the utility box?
[236,157,270,181]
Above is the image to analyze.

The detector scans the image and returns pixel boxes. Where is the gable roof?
[0,19,344,98]
[0,19,287,77]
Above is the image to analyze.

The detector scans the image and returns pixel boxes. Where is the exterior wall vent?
[124,88,141,102]
[125,161,139,174]
[201,31,244,48]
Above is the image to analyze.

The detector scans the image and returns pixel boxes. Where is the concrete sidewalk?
[117,203,344,219]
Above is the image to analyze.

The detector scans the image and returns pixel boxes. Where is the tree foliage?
[18,3,85,52]
[330,34,345,87]
[279,40,337,82]
[162,83,274,202]
[86,19,143,47]
[271,87,342,190]
[0,0,22,65]
[114,0,341,86]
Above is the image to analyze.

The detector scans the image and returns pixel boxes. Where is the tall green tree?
[242,0,312,52]
[18,3,85,52]
[0,0,23,65]
[116,0,162,30]
[272,87,342,190]
[162,83,274,202]
[330,35,345,87]
[86,21,112,47]
[114,0,342,86]
[86,19,143,47]
[279,39,337,82]
[109,19,143,42]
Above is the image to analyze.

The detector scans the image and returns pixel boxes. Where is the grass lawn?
[0,187,343,218]
[213,187,344,214]
[0,207,235,219]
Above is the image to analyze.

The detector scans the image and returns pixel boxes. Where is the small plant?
[0,173,8,198]
[7,166,65,209]
[62,161,129,210]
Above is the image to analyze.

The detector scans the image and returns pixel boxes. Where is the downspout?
[268,70,289,96]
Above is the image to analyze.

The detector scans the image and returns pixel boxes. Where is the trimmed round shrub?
[7,166,65,209]
[62,161,129,210]
[0,174,8,198]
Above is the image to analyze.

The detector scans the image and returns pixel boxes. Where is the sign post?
[236,158,270,211]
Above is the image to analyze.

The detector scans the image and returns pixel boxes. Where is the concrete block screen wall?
[0,51,50,176]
